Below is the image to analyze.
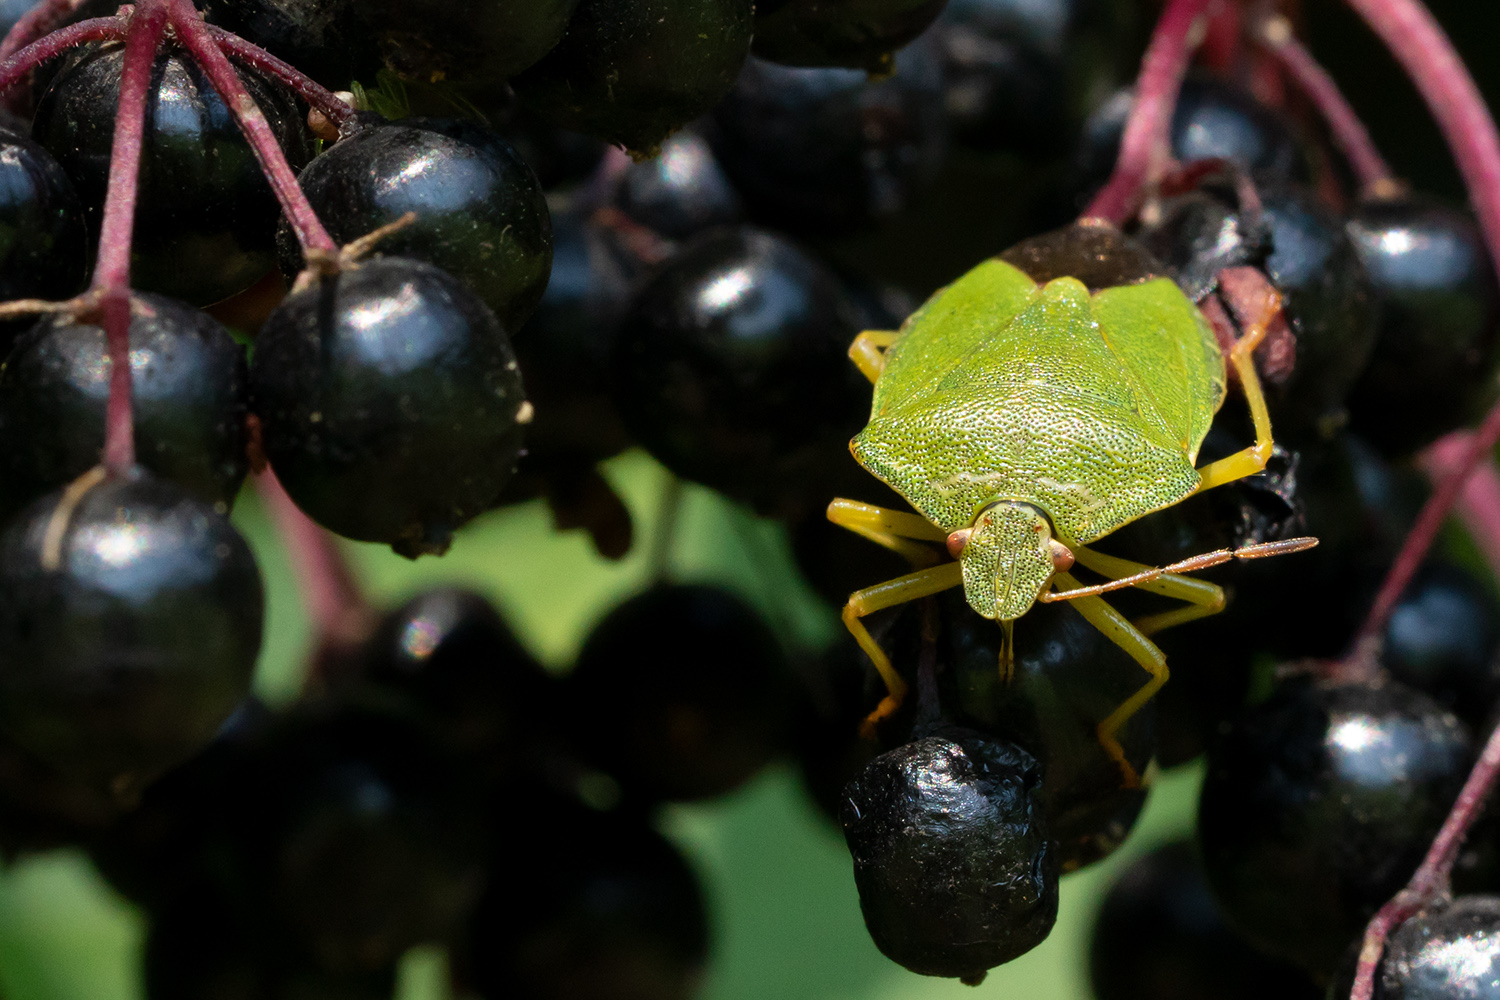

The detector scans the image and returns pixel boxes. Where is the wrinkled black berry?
[841,728,1056,981]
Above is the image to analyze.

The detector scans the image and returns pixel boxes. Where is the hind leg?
[1195,274,1279,492]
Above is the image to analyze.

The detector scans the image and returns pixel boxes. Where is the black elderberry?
[1198,675,1474,976]
[0,470,263,800]
[1360,895,1500,1000]
[1257,184,1380,440]
[1090,841,1321,1000]
[511,0,755,155]
[1135,181,1378,444]
[937,0,1137,157]
[249,256,528,557]
[930,588,1155,871]
[354,588,554,761]
[358,0,578,88]
[1382,562,1500,729]
[0,294,248,522]
[88,696,271,913]
[612,226,869,519]
[194,0,384,90]
[510,209,639,465]
[0,734,125,856]
[1345,194,1500,455]
[32,42,315,306]
[616,130,743,240]
[461,798,709,1000]
[1075,77,1309,202]
[841,728,1056,982]
[492,103,608,193]
[753,0,950,72]
[279,118,553,330]
[705,44,947,235]
[258,707,488,974]
[0,125,88,347]
[568,584,791,802]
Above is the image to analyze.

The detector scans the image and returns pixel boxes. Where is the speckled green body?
[851,256,1226,619]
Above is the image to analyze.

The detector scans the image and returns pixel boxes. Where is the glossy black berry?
[279,118,553,330]
[937,0,1136,157]
[355,588,553,760]
[616,130,743,239]
[492,103,609,193]
[612,226,868,519]
[358,0,579,87]
[249,257,528,557]
[706,44,947,234]
[510,210,640,465]
[1075,77,1309,202]
[0,471,263,800]
[1136,181,1378,444]
[462,798,709,1000]
[753,0,949,72]
[568,584,791,802]
[0,294,248,522]
[32,42,315,306]
[194,0,383,90]
[1382,562,1500,729]
[1363,895,1500,1000]
[931,588,1154,871]
[1090,841,1321,1000]
[1345,194,1500,454]
[511,0,755,155]
[841,728,1056,982]
[1198,675,1473,975]
[0,125,88,347]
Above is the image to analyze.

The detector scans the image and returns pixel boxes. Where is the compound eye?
[946,528,972,560]
[1048,539,1074,572]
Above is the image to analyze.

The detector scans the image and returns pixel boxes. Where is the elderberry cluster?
[0,0,1494,997]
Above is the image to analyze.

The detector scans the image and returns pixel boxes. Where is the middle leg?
[1050,571,1168,789]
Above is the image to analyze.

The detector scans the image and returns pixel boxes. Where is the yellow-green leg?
[827,498,947,568]
[848,330,900,385]
[1069,544,1226,635]
[1050,571,1167,789]
[841,562,964,737]
[1194,287,1278,492]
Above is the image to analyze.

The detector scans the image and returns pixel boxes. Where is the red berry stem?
[1333,0,1500,992]
[1346,0,1500,269]
[163,0,336,255]
[0,15,127,96]
[1253,14,1397,196]
[1352,404,1500,657]
[1080,0,1212,226]
[89,0,168,474]
[205,25,356,131]
[1346,0,1500,655]
[255,471,372,653]
[0,0,94,59]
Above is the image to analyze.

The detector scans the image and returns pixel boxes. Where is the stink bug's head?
[951,501,1073,621]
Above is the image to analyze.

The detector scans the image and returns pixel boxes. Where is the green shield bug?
[828,223,1317,786]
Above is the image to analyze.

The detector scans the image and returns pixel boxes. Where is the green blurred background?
[0,450,1200,1000]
